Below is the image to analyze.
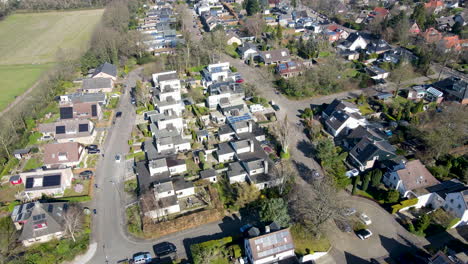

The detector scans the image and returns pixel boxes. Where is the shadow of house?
[296,139,316,159]
[344,251,370,264]
[379,234,430,263]
[424,226,468,255]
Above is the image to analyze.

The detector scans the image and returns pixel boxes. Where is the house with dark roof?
[200,169,218,183]
[92,62,117,81]
[432,77,468,104]
[43,142,84,168]
[322,99,360,119]
[13,148,31,160]
[348,136,397,172]
[18,168,73,199]
[60,93,107,105]
[337,32,368,52]
[59,101,102,120]
[324,110,366,137]
[11,201,69,246]
[38,119,96,144]
[244,226,297,264]
[258,49,291,65]
[365,65,389,80]
[81,78,113,93]
[237,43,260,60]
[275,61,307,79]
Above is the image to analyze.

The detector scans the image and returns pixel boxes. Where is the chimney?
[264,159,268,174]
[265,225,270,233]
[248,121,253,132]
[249,140,254,153]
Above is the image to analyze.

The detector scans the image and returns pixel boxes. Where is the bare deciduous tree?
[63,204,84,242]
[273,115,292,154]
[288,178,342,235]
[272,160,296,195]
[243,15,265,40]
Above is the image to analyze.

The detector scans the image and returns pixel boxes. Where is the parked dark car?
[86,144,98,150]
[272,104,280,111]
[116,111,122,118]
[79,170,94,178]
[87,148,100,154]
[153,242,176,257]
[334,219,352,233]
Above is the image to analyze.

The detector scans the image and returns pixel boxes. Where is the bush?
[386,189,400,203]
[447,217,461,229]
[280,150,290,160]
[391,198,418,214]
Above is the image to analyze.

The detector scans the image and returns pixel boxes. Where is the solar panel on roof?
[56,125,66,134]
[78,123,89,132]
[42,174,61,187]
[278,64,287,70]
[60,107,73,119]
[25,178,34,189]
[91,104,97,117]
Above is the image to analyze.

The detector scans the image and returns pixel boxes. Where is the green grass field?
[0,9,103,111]
[0,64,52,109]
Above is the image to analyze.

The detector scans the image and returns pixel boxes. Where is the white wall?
[169,164,187,175]
[23,231,64,247]
[176,187,195,198]
[229,174,247,184]
[218,152,235,163]
[175,142,191,152]
[150,165,169,175]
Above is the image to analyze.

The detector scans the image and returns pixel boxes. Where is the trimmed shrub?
[391,198,418,214]
[447,218,461,229]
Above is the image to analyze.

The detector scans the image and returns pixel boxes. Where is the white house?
[244,227,296,264]
[19,168,74,199]
[444,191,468,227]
[11,201,69,246]
[217,142,236,163]
[172,176,196,198]
[202,62,233,87]
[324,111,366,137]
[227,162,248,184]
[152,71,181,91]
[338,33,368,51]
[383,160,441,198]
[365,65,390,80]
[249,104,265,113]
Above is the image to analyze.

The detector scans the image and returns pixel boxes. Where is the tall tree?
[259,198,291,227]
[63,204,83,242]
[246,0,260,16]
[370,169,383,188]
[362,171,371,191]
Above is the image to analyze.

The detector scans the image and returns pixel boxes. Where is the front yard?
[290,224,331,255]
[63,179,90,197]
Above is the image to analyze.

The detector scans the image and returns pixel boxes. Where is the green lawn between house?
[22,157,43,172]
[290,224,331,255]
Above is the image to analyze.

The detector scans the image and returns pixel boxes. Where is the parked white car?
[360,213,372,225]
[356,229,373,240]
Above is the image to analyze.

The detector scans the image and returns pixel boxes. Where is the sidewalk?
[63,242,97,264]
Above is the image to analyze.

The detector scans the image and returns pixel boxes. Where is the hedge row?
[391,198,418,214]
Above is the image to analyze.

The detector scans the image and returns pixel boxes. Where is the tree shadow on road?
[296,139,316,159]
[424,226,468,255]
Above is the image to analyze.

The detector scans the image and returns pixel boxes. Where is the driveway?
[316,194,429,264]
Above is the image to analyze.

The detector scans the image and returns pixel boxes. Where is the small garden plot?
[64,179,90,197]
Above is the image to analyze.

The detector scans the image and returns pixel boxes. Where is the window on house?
[458,204,462,209]
[451,199,454,203]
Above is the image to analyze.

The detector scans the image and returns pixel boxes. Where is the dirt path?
[0,75,46,117]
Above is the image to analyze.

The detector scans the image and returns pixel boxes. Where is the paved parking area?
[317,195,429,264]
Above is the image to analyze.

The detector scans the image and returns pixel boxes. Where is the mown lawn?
[290,224,331,255]
[0,9,103,111]
[22,157,43,172]
[0,10,104,65]
[0,64,52,110]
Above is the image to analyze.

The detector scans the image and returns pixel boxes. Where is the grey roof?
[218,142,235,155]
[135,161,170,191]
[171,176,194,191]
[325,111,352,132]
[13,148,30,155]
[200,169,217,179]
[154,181,174,194]
[150,158,168,169]
[242,158,264,172]
[196,130,209,137]
[158,136,174,146]
[350,137,396,165]
[157,72,178,82]
[323,99,358,117]
[433,77,468,101]
[260,48,291,64]
[425,179,467,199]
[66,93,106,104]
[227,162,246,178]
[12,201,68,241]
[82,78,112,90]
[218,124,235,135]
[93,62,117,78]
[144,140,159,161]
[249,173,274,185]
[158,195,179,208]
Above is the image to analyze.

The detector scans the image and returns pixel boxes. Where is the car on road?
[133,252,152,264]
[93,209,97,214]
[87,148,100,154]
[334,219,352,233]
[235,78,244,83]
[86,144,98,150]
[116,111,122,118]
[345,169,359,177]
[79,170,93,178]
[272,104,280,111]
[356,229,373,240]
[153,242,177,257]
[341,207,357,216]
[359,213,372,225]
[115,155,121,163]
